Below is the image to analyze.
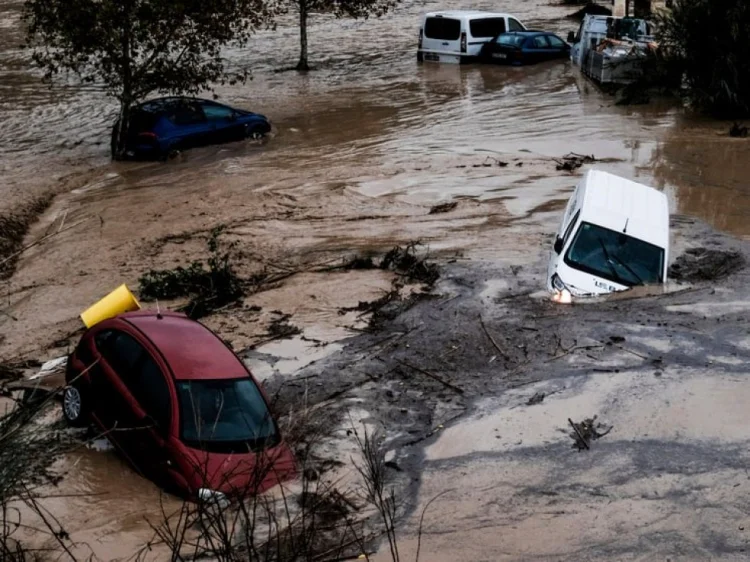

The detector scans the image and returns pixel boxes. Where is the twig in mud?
[545,344,605,363]
[415,490,454,562]
[0,307,17,321]
[0,217,93,267]
[604,341,650,360]
[479,314,510,361]
[397,361,465,395]
[56,210,68,234]
[568,418,590,450]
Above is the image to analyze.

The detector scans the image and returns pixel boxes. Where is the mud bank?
[5,215,750,560]
[253,217,750,561]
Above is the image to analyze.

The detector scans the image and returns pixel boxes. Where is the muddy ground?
[257,217,750,561]
[8,215,750,561]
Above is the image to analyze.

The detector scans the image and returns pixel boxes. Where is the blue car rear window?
[497,34,526,47]
[129,111,159,133]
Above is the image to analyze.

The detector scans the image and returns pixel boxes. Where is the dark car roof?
[120,311,249,381]
[498,31,551,37]
[136,96,220,114]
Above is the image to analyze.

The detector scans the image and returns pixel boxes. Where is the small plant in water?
[138,227,244,319]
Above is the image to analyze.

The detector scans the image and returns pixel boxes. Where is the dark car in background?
[479,31,571,65]
[111,97,272,160]
[63,310,295,501]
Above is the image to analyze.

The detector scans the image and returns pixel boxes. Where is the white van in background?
[418,11,527,64]
[547,169,669,297]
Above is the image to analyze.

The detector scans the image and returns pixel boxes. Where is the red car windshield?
[177,378,278,453]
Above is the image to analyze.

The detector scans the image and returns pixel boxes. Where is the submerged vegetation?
[138,227,244,319]
[653,0,750,117]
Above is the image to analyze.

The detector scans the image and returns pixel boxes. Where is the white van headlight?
[551,274,567,292]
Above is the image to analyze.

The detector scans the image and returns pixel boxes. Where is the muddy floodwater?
[3,0,750,559]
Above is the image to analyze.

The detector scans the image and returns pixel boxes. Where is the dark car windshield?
[496,34,526,47]
[564,222,664,287]
[178,378,278,453]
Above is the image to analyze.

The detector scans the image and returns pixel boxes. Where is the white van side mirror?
[567,31,576,43]
[554,237,564,254]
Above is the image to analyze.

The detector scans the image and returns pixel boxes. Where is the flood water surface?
[1,0,749,236]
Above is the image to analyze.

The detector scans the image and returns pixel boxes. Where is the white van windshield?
[564,222,664,286]
[424,17,461,41]
[470,17,506,38]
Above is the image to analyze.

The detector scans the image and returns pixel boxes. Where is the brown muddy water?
[2,0,750,559]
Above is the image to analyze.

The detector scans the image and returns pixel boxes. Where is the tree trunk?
[113,0,133,160]
[112,103,132,161]
[296,0,309,71]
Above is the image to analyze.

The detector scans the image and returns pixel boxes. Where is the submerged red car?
[63,310,295,501]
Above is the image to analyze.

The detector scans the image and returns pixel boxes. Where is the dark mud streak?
[0,194,53,279]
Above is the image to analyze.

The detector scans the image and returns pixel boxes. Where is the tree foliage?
[654,0,750,117]
[292,0,398,71]
[23,0,279,156]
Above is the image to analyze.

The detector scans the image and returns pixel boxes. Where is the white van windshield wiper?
[608,252,645,285]
[597,237,630,286]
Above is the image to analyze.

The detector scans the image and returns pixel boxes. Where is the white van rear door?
[466,17,507,55]
[422,16,462,58]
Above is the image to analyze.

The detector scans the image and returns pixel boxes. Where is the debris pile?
[554,153,596,172]
[381,242,439,285]
[669,247,745,282]
[568,416,612,450]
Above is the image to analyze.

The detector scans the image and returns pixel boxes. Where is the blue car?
[479,31,571,65]
[111,97,272,160]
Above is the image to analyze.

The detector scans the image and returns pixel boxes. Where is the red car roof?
[121,311,248,381]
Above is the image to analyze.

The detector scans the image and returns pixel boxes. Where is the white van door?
[421,15,462,62]
[466,17,507,56]
[547,185,582,290]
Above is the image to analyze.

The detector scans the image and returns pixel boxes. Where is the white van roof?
[423,11,515,20]
[578,170,669,249]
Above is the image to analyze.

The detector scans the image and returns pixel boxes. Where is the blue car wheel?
[245,123,268,140]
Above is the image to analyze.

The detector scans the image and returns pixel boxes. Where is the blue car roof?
[137,97,223,114]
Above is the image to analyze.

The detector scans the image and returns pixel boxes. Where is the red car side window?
[95,329,171,431]
[137,356,172,433]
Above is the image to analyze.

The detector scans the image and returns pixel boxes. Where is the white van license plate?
[492,53,507,59]
[425,53,439,62]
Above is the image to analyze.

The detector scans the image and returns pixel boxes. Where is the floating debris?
[429,202,458,215]
[526,392,546,406]
[554,153,596,172]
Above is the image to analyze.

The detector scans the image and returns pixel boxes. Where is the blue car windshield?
[564,222,664,287]
[497,34,526,46]
[178,378,278,452]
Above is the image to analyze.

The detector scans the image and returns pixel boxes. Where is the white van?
[547,169,669,297]
[418,11,527,64]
